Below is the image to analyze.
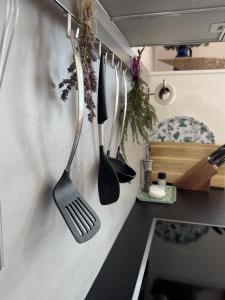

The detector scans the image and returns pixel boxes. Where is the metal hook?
[98,41,102,58]
[111,52,115,68]
[104,52,108,64]
[67,13,80,39]
[67,13,72,37]
[119,60,123,72]
[75,27,80,39]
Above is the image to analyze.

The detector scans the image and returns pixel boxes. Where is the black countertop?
[86,189,225,300]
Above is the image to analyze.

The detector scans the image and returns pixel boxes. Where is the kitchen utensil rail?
[52,0,148,83]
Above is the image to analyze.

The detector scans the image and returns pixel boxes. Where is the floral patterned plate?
[150,116,215,144]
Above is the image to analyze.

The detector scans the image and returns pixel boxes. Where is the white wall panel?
[0,1,144,299]
[150,70,225,144]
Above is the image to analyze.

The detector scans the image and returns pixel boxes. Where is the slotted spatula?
[53,29,100,243]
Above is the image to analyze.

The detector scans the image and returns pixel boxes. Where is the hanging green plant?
[121,47,157,155]
[59,0,97,122]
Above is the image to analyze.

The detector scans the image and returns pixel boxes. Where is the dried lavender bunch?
[59,0,97,122]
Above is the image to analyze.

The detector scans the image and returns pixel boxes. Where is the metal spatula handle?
[98,54,107,147]
[119,69,127,146]
[107,63,119,154]
[66,29,84,171]
[0,200,4,270]
[0,0,19,89]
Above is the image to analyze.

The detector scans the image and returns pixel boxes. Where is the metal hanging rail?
[52,0,137,75]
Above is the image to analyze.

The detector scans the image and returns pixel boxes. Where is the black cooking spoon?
[98,53,120,205]
[107,67,136,183]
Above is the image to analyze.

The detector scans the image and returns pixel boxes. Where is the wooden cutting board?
[151,142,225,188]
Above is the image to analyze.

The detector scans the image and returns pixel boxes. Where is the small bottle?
[158,172,166,190]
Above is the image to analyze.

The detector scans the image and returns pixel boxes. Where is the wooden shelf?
[159,57,225,70]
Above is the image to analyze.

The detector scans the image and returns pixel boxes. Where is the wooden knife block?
[174,157,217,192]
[151,142,225,190]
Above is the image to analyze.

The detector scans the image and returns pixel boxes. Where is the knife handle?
[98,54,107,125]
[174,157,217,192]
[208,144,225,165]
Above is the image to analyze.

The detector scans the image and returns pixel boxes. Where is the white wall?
[0,1,144,299]
[150,70,225,144]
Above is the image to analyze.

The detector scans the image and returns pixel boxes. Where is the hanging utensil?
[53,29,100,243]
[0,0,19,89]
[98,53,120,205]
[0,200,4,270]
[107,68,136,183]
[116,69,128,164]
[0,1,18,268]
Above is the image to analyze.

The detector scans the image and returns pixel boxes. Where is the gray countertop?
[86,188,225,300]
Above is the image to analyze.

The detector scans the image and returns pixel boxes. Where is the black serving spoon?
[97,53,120,205]
[107,67,136,183]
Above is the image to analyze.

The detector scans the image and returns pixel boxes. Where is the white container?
[149,185,166,199]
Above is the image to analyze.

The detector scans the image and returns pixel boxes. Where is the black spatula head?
[53,171,101,243]
[98,146,120,205]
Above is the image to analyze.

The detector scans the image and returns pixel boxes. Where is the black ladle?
[107,67,136,183]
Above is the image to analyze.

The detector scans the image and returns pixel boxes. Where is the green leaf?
[173,132,180,140]
[120,81,157,157]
